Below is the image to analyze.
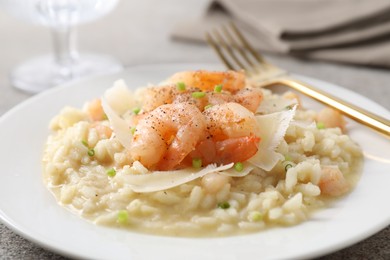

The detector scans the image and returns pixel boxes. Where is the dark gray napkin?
[171,0,390,67]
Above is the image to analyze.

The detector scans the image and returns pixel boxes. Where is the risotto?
[42,70,363,237]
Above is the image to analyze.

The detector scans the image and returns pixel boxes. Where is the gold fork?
[205,23,390,137]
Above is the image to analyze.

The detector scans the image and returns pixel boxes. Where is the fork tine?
[206,22,270,73]
[220,25,258,69]
[205,32,236,70]
[229,22,267,65]
[220,25,263,75]
[206,26,258,72]
[206,30,248,71]
[211,28,248,71]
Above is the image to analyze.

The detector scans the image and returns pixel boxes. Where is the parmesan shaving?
[219,162,254,177]
[100,80,141,150]
[249,106,297,171]
[256,96,297,114]
[104,79,136,115]
[116,163,234,193]
[291,120,316,129]
[101,97,132,150]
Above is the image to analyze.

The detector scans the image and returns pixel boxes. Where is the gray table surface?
[0,1,389,259]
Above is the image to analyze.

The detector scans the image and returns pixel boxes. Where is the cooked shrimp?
[319,167,350,196]
[90,122,113,139]
[143,85,263,113]
[185,103,261,165]
[167,70,246,92]
[188,135,260,165]
[142,85,177,112]
[233,87,263,113]
[130,103,206,170]
[85,99,106,121]
[316,107,346,132]
[174,89,257,111]
[172,89,213,111]
[142,85,212,112]
[203,102,260,140]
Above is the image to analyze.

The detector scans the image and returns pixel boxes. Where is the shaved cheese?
[291,120,316,129]
[249,106,296,171]
[101,97,132,150]
[219,162,254,177]
[116,163,234,193]
[100,80,138,150]
[257,97,297,114]
[104,79,136,115]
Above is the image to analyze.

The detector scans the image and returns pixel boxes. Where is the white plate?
[0,63,389,260]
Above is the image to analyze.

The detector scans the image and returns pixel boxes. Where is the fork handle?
[263,77,390,137]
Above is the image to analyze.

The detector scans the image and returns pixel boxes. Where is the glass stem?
[51,26,79,79]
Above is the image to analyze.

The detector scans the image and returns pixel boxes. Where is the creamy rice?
[42,78,363,237]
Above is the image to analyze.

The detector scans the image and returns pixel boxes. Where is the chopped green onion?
[176,82,186,91]
[214,84,223,93]
[103,113,108,120]
[81,140,88,147]
[106,168,116,177]
[117,210,129,224]
[234,162,244,172]
[132,107,141,115]
[285,105,293,110]
[284,154,292,162]
[204,104,213,110]
[316,122,325,129]
[192,91,206,98]
[87,149,95,157]
[249,211,263,222]
[283,155,295,172]
[130,126,136,135]
[284,163,293,172]
[217,201,230,209]
[192,158,202,168]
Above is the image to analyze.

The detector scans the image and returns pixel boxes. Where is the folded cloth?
[171,0,390,67]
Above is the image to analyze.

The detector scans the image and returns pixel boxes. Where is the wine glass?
[1,0,122,93]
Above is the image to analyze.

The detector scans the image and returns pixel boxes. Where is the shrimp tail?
[156,117,206,171]
[215,135,260,164]
[186,135,261,166]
